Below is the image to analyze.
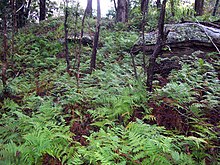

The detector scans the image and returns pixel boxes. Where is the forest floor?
[0,17,219,164]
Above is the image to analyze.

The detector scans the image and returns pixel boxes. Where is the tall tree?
[39,0,46,21]
[141,0,149,74]
[141,0,149,13]
[156,0,161,9]
[113,0,117,13]
[85,0,93,16]
[116,0,128,22]
[64,0,70,72]
[2,14,8,87]
[147,0,167,92]
[194,0,204,16]
[170,0,175,17]
[11,0,16,54]
[0,1,9,88]
[16,0,25,28]
[90,0,101,72]
[24,0,32,20]
[212,0,219,16]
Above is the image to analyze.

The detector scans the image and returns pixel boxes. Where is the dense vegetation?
[0,0,219,164]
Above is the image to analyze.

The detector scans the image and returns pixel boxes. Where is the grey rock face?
[136,23,220,46]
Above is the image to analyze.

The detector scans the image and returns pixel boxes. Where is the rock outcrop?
[132,23,220,54]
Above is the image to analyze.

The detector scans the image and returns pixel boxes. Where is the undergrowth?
[0,17,219,164]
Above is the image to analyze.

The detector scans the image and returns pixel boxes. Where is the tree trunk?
[147,0,167,92]
[113,0,117,12]
[170,0,175,17]
[11,0,15,54]
[141,0,149,74]
[90,0,101,72]
[2,15,8,87]
[24,0,32,20]
[141,0,149,13]
[64,0,70,72]
[16,0,25,28]
[156,0,161,9]
[194,0,204,16]
[212,0,219,16]
[39,0,46,21]
[85,0,93,17]
[116,0,128,23]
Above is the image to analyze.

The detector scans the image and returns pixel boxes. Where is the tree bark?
[147,0,167,92]
[85,0,93,17]
[113,0,117,12]
[156,0,161,9]
[11,0,15,54]
[170,0,175,17]
[141,0,149,13]
[2,15,8,87]
[90,0,101,72]
[16,0,25,28]
[141,0,149,74]
[24,0,32,20]
[116,0,128,23]
[39,0,46,21]
[212,0,219,16]
[194,0,204,16]
[64,0,70,72]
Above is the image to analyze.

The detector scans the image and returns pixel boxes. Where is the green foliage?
[78,120,205,165]
[157,82,195,104]
[0,98,74,164]
[101,30,138,54]
[1,8,219,164]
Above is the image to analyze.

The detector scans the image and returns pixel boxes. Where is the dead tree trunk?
[2,15,8,87]
[156,0,161,9]
[90,0,101,72]
[39,0,46,21]
[141,0,149,75]
[170,0,175,17]
[213,0,219,16]
[64,0,70,72]
[147,0,167,92]
[11,0,15,54]
[16,0,25,28]
[116,0,128,23]
[24,0,32,21]
[85,0,93,17]
[194,0,204,16]
[113,0,117,13]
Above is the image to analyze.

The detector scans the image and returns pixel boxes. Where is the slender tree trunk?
[16,0,25,28]
[141,0,149,13]
[147,0,167,92]
[24,0,32,20]
[11,0,15,55]
[116,0,128,23]
[85,0,93,17]
[74,2,80,39]
[194,0,204,16]
[39,0,46,21]
[156,0,161,9]
[212,0,219,16]
[170,0,175,17]
[127,0,131,19]
[141,0,149,75]
[75,1,89,87]
[130,53,138,79]
[2,15,8,87]
[64,1,70,72]
[113,0,117,12]
[90,0,101,72]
